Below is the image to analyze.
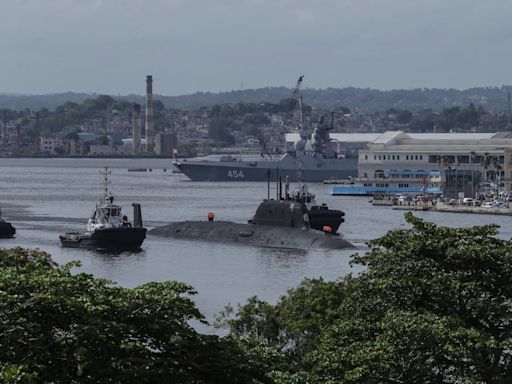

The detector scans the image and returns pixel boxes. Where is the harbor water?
[2,158,512,331]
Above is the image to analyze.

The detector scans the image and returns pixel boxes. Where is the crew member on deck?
[122,215,132,227]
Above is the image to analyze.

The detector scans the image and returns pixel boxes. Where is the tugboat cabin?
[87,195,126,230]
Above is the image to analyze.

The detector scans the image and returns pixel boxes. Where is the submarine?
[150,182,353,250]
[0,207,15,238]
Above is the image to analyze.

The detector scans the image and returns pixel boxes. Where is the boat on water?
[0,207,15,238]
[149,181,352,250]
[174,150,357,182]
[173,76,358,182]
[331,170,443,196]
[60,168,147,250]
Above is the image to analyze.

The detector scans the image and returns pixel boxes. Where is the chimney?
[2,110,7,146]
[132,103,141,154]
[145,75,154,152]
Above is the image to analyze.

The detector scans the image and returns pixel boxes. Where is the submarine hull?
[0,221,15,238]
[149,221,353,250]
[60,227,147,250]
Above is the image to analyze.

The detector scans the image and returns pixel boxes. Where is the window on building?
[420,155,423,160]
[374,155,376,160]
[365,155,368,160]
[392,155,395,160]
[397,155,400,160]
[415,155,418,160]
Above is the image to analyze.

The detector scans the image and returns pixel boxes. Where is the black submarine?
[60,168,147,251]
[150,181,353,250]
[0,207,15,238]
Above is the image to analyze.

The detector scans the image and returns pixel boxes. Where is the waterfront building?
[358,131,512,193]
[40,138,69,155]
[89,144,128,156]
[154,133,177,156]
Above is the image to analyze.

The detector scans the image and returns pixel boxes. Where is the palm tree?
[440,155,454,197]
[480,152,502,195]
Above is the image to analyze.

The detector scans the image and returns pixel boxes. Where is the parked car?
[482,201,494,208]
[462,198,474,206]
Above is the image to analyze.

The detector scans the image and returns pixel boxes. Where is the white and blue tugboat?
[60,168,146,250]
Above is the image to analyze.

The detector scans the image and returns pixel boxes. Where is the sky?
[2,0,512,95]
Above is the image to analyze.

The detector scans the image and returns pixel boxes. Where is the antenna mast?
[99,167,112,202]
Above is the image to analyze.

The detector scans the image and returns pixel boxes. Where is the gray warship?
[173,147,357,182]
[173,76,358,182]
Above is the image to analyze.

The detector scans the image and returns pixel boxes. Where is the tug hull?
[60,227,147,250]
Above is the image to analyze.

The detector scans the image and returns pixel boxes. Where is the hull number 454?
[228,170,244,178]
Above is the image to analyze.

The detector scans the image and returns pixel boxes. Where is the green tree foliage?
[410,103,488,132]
[0,248,266,384]
[221,213,512,383]
[208,118,236,145]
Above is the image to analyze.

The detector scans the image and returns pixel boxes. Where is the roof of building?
[285,131,504,145]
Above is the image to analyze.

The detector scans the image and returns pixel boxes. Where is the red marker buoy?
[208,212,215,222]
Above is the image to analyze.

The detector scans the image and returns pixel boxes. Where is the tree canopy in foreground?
[219,213,512,383]
[3,213,512,383]
[0,248,266,384]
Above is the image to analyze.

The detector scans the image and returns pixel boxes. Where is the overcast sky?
[2,0,512,95]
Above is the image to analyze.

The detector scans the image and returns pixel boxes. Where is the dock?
[389,203,512,215]
[433,205,512,215]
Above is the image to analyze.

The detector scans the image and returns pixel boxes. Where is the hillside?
[1,85,512,112]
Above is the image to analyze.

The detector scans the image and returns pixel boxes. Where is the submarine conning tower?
[250,200,309,229]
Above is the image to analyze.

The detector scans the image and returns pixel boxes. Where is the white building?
[40,138,68,155]
[358,131,512,183]
[89,144,128,156]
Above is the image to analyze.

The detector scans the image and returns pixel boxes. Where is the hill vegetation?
[2,85,512,112]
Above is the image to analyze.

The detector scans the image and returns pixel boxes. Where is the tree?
[0,248,266,383]
[480,152,502,184]
[222,213,512,383]
[208,118,235,145]
[396,109,412,124]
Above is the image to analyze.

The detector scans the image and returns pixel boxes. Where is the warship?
[59,168,147,250]
[149,181,352,250]
[173,76,358,182]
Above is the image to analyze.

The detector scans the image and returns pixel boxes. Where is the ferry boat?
[331,170,443,196]
[59,168,147,250]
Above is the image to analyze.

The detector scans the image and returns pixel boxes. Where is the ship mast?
[99,167,112,203]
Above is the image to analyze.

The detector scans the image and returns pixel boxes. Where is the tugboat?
[60,168,147,250]
[149,180,351,250]
[0,207,15,238]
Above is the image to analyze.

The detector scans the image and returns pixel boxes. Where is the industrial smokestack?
[2,110,7,146]
[132,103,141,154]
[145,75,154,152]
